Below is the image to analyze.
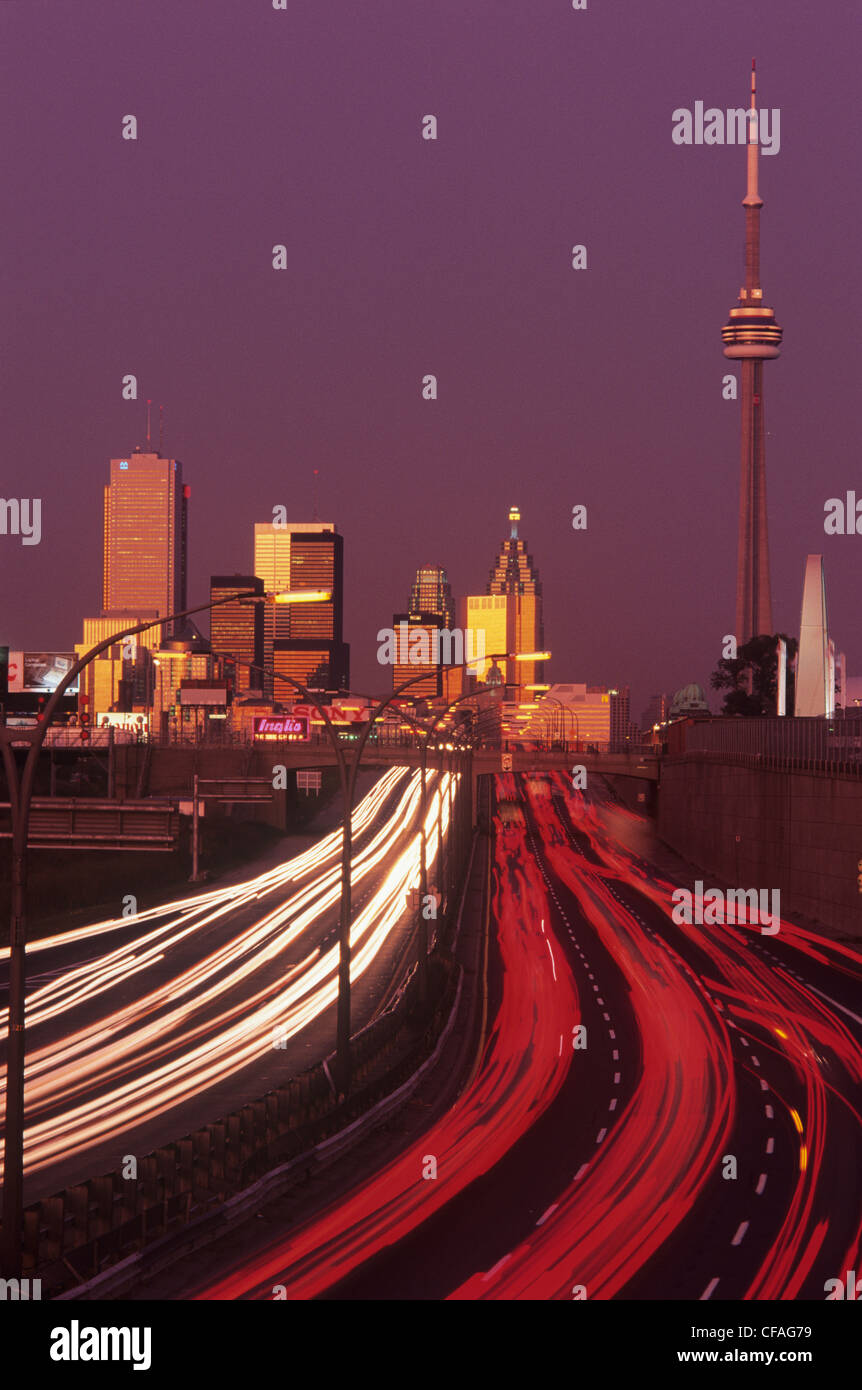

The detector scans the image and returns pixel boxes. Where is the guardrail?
[0,798,179,849]
[666,748,862,779]
[1,727,139,748]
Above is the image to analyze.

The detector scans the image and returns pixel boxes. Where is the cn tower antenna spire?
[744,56,761,252]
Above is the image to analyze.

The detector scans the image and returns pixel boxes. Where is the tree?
[710,634,798,716]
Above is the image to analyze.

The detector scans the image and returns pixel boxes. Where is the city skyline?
[1,2,860,1334]
[3,3,860,716]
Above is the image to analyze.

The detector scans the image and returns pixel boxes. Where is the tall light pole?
[385,686,490,1002]
[243,659,360,1094]
[301,649,549,1035]
[542,695,576,750]
[0,585,327,1278]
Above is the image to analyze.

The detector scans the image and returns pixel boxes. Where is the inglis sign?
[253,714,309,742]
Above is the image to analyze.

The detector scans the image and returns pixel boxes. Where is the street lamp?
[385,687,493,1002]
[542,695,578,751]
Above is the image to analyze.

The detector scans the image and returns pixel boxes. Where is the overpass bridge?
[105,741,659,811]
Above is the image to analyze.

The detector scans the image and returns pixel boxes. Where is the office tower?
[392,613,441,700]
[253,523,348,695]
[722,62,783,644]
[152,630,214,718]
[464,595,508,685]
[521,684,613,745]
[74,610,160,715]
[390,611,464,702]
[408,566,455,630]
[254,521,330,595]
[103,448,188,635]
[609,685,631,748]
[796,555,833,717]
[210,575,264,697]
[254,522,338,686]
[288,531,341,641]
[471,506,544,699]
[272,639,349,695]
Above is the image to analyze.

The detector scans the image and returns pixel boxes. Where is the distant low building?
[669,683,710,719]
[515,682,630,748]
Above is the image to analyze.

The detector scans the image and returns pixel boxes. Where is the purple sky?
[2,0,860,717]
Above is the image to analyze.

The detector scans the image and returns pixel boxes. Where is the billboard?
[179,686,228,706]
[289,701,370,725]
[253,714,309,742]
[97,712,150,733]
[7,651,79,695]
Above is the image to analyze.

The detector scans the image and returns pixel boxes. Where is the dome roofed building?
[669,683,709,719]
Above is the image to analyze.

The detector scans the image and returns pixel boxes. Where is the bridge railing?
[678,716,862,775]
[668,748,862,779]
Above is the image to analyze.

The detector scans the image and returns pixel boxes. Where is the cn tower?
[722,61,782,644]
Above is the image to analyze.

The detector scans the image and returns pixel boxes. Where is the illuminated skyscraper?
[102,448,188,634]
[74,610,160,715]
[484,506,544,698]
[253,522,348,694]
[210,575,264,697]
[272,637,349,695]
[390,612,465,701]
[464,595,507,684]
[722,62,782,644]
[408,566,455,629]
[253,521,335,662]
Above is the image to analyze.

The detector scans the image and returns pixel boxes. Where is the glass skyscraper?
[102,448,188,635]
[408,566,455,629]
[209,575,264,697]
[253,521,349,695]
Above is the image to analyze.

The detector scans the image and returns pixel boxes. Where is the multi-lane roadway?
[0,765,455,1201]
[180,771,862,1300]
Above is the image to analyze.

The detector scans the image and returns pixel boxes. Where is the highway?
[0,765,457,1201]
[185,771,862,1300]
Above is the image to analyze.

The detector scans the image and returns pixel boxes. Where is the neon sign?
[253,714,309,742]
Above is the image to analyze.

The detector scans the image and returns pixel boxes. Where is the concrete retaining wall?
[658,756,862,939]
